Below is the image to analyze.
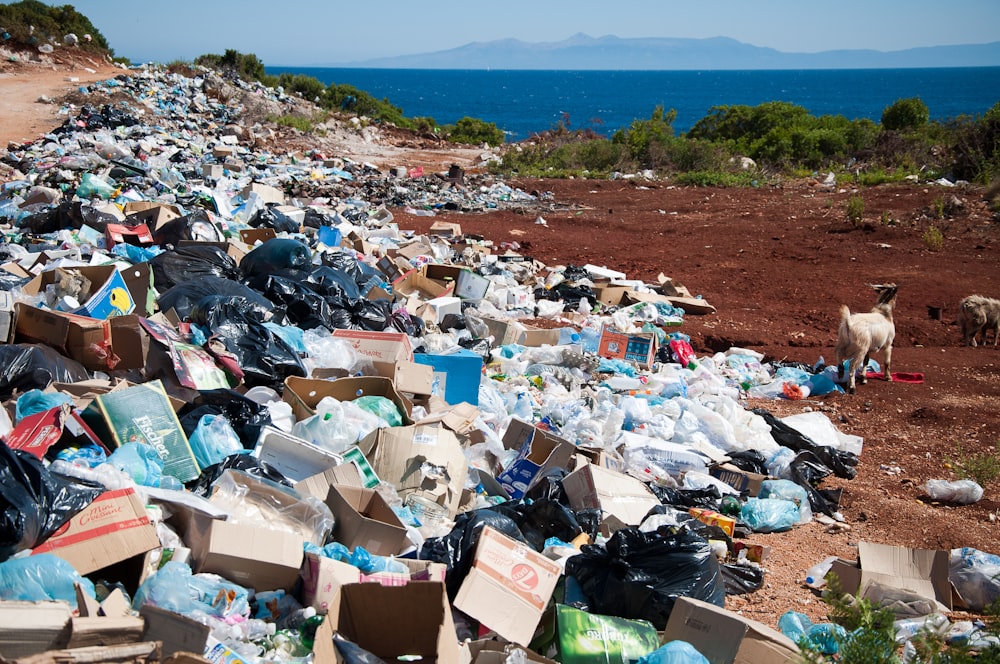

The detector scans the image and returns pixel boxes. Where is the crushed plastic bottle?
[804,555,839,589]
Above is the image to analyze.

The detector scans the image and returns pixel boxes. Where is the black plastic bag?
[789,450,844,516]
[721,563,765,595]
[418,508,526,599]
[241,239,312,277]
[188,296,306,389]
[491,499,583,552]
[186,453,293,496]
[754,409,858,479]
[304,266,361,301]
[249,203,299,233]
[333,634,388,664]
[0,443,104,562]
[254,275,336,331]
[722,449,770,476]
[649,484,722,509]
[151,209,223,246]
[149,245,242,292]
[177,389,273,449]
[321,251,382,291]
[342,298,393,332]
[157,276,272,321]
[563,526,725,629]
[386,309,423,336]
[0,344,90,402]
[17,201,110,234]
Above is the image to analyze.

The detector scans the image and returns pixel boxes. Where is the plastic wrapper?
[739,497,800,533]
[924,479,983,505]
[241,238,312,277]
[14,389,74,422]
[177,389,273,449]
[188,453,293,495]
[778,610,813,644]
[637,641,709,664]
[292,397,354,453]
[149,244,242,291]
[132,561,250,619]
[207,469,334,546]
[249,204,300,233]
[355,395,403,427]
[188,414,245,469]
[950,547,1000,611]
[107,442,166,488]
[0,443,104,561]
[0,344,90,401]
[564,526,726,629]
[0,553,96,603]
[156,275,273,322]
[758,479,813,524]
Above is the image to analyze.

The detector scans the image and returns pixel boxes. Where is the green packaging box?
[532,605,659,664]
[84,379,200,483]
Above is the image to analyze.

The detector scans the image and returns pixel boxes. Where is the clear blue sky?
[49,0,1000,66]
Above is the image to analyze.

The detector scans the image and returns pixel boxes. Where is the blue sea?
[266,67,1000,140]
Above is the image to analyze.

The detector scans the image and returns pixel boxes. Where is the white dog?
[835,284,898,393]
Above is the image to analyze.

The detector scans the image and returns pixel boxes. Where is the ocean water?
[266,67,1000,140]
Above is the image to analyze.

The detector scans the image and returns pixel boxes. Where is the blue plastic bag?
[107,442,165,487]
[15,389,73,422]
[740,497,801,533]
[0,553,96,603]
[133,561,250,619]
[638,641,709,664]
[758,479,812,524]
[778,610,813,644]
[188,414,244,469]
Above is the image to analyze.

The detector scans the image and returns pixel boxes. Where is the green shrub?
[946,441,1000,487]
[612,105,676,165]
[277,73,327,102]
[0,1,111,52]
[846,195,865,227]
[195,49,270,84]
[923,224,944,251]
[446,116,505,147]
[269,114,318,132]
[882,97,930,131]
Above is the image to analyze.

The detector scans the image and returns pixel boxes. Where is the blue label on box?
[76,268,135,320]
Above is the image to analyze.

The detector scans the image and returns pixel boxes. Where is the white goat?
[958,294,1000,347]
[834,284,898,394]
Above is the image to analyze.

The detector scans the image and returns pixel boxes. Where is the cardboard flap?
[857,541,952,610]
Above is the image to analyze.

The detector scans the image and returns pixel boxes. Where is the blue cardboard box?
[413,349,483,406]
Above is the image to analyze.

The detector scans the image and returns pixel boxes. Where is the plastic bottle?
[894,613,950,644]
[804,555,839,588]
[276,606,317,631]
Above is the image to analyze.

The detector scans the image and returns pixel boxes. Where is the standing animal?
[958,294,1000,347]
[834,284,898,394]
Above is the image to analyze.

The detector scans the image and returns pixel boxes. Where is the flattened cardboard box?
[454,526,562,646]
[0,601,73,659]
[828,540,953,612]
[299,553,446,613]
[664,596,799,664]
[562,463,660,527]
[31,487,160,575]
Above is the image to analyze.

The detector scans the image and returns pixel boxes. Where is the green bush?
[0,0,110,52]
[923,224,944,251]
[846,195,865,227]
[612,105,676,164]
[446,116,505,147]
[882,97,930,131]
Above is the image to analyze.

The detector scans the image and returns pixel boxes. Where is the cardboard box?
[663,596,800,664]
[688,507,737,537]
[324,484,408,556]
[32,488,160,575]
[326,582,462,664]
[252,426,342,483]
[454,526,562,646]
[414,349,483,406]
[5,404,107,460]
[330,328,414,364]
[533,604,659,664]
[140,605,211,659]
[623,290,716,316]
[186,513,304,592]
[13,304,144,372]
[105,223,154,248]
[422,295,462,323]
[242,182,286,205]
[429,221,462,237]
[123,201,181,229]
[296,448,380,499]
[497,420,576,500]
[299,553,447,613]
[394,268,454,299]
[23,265,136,320]
[81,379,200,484]
[482,316,529,346]
[709,462,766,497]
[283,375,413,425]
[562,464,660,527]
[828,541,953,612]
[591,284,631,306]
[0,601,73,659]
[597,328,657,369]
[370,360,435,397]
[359,423,469,517]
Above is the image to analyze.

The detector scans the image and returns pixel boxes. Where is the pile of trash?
[0,63,997,664]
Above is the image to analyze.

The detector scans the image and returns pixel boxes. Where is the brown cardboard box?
[13,305,147,372]
[827,541,954,612]
[597,328,657,369]
[185,513,304,593]
[326,582,462,664]
[709,462,766,497]
[359,422,469,517]
[663,596,800,664]
[454,526,562,646]
[324,484,409,556]
[393,267,454,299]
[298,553,446,613]
[296,463,367,500]
[330,328,414,363]
[561,463,660,527]
[496,419,576,500]
[429,221,462,237]
[0,602,73,659]
[283,375,414,425]
[31,488,160,575]
[140,605,211,659]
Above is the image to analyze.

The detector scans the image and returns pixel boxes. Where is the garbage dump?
[0,63,994,663]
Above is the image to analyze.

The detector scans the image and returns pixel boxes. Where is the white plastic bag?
[924,479,983,504]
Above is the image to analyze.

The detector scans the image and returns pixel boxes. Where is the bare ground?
[3,53,1000,631]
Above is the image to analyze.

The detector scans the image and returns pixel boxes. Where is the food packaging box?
[497,419,576,500]
[531,604,659,664]
[413,348,483,406]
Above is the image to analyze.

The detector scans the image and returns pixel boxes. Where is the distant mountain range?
[332,34,1000,70]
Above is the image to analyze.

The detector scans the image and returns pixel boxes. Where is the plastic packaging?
[804,555,839,589]
[0,553,97,603]
[637,641,709,664]
[739,497,800,533]
[291,397,353,453]
[950,547,1000,611]
[778,610,812,643]
[924,479,983,504]
[894,613,950,644]
[188,414,245,469]
[758,479,813,524]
